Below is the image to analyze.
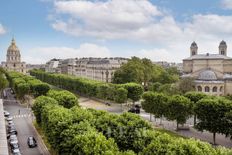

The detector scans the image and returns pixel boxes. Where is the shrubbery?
[32,95,232,155]
[6,71,50,99]
[30,69,143,103]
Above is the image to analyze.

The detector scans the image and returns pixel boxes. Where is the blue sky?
[0,0,232,64]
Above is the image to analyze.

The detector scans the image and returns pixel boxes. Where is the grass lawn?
[155,127,187,139]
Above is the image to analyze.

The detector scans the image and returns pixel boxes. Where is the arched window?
[192,51,196,55]
[213,86,217,92]
[197,86,202,92]
[221,51,225,55]
[220,86,223,92]
[205,86,210,92]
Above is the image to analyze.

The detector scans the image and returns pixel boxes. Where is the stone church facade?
[1,38,26,73]
[183,41,232,96]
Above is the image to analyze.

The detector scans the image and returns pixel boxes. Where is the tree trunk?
[194,115,196,126]
[160,116,163,125]
[149,113,152,122]
[213,132,216,145]
[121,103,123,112]
[176,123,179,130]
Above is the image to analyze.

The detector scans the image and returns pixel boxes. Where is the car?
[27,136,37,148]
[12,148,21,155]
[8,128,17,135]
[128,105,141,114]
[9,137,18,146]
[8,120,14,125]
[6,116,13,121]
[4,111,10,117]
[10,142,19,152]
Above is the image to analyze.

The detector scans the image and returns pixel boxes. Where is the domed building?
[183,41,232,96]
[1,38,26,73]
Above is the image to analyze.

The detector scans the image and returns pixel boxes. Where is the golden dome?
[7,38,20,56]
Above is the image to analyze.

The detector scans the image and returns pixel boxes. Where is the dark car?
[27,136,37,148]
[4,111,10,117]
[128,105,140,114]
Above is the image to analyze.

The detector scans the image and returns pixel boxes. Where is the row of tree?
[0,68,8,94]
[33,95,231,155]
[6,71,50,100]
[30,69,143,103]
[142,91,232,145]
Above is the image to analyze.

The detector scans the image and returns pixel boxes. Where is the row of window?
[197,86,223,92]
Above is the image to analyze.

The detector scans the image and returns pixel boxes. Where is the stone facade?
[45,57,128,83]
[183,41,232,96]
[1,39,26,73]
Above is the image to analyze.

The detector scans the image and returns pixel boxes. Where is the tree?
[114,87,128,111]
[71,130,119,155]
[194,98,232,145]
[122,83,143,103]
[47,90,79,109]
[113,57,144,84]
[0,73,8,94]
[32,96,58,125]
[16,83,30,100]
[142,92,168,123]
[177,77,195,94]
[166,95,192,130]
[184,91,207,125]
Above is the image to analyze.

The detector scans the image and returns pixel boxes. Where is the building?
[1,38,26,73]
[45,58,60,73]
[182,41,232,96]
[45,57,128,82]
[58,58,77,75]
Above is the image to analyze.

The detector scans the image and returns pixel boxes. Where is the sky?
[0,0,232,64]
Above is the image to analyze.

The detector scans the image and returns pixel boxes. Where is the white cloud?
[23,43,111,64]
[0,24,6,35]
[221,0,232,9]
[46,0,232,63]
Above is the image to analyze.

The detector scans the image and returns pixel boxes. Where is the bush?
[47,90,79,108]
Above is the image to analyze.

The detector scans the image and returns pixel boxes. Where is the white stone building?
[183,41,232,96]
[45,57,128,82]
[1,38,26,73]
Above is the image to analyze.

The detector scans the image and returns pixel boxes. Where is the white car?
[6,116,13,121]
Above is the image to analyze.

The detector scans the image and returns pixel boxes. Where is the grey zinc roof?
[184,54,232,60]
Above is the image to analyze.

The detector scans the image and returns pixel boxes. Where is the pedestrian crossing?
[12,114,32,119]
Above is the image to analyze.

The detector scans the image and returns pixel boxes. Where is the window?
[221,51,225,55]
[213,86,217,92]
[220,86,223,92]
[192,51,196,55]
[197,86,202,92]
[205,86,210,92]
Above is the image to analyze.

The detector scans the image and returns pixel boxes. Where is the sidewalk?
[79,96,232,148]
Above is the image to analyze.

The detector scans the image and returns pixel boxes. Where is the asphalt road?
[3,88,49,155]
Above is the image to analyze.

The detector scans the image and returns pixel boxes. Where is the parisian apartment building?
[45,57,128,83]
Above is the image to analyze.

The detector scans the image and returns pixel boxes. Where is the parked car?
[4,111,10,117]
[12,148,21,155]
[27,136,37,148]
[8,120,14,125]
[11,142,19,152]
[6,116,13,121]
[8,127,17,135]
[9,137,18,146]
[128,105,141,114]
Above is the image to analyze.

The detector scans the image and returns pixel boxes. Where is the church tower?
[190,41,198,56]
[219,40,227,56]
